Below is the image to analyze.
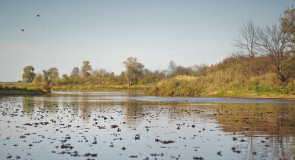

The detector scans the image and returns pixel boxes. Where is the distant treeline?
[21,57,209,92]
[17,6,295,96]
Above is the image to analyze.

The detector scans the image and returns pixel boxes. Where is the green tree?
[42,70,51,92]
[280,7,295,52]
[69,67,81,84]
[70,67,80,77]
[47,67,59,85]
[42,67,59,92]
[123,57,144,86]
[22,66,35,83]
[32,73,43,85]
[80,61,92,79]
[61,74,70,84]
[142,69,165,84]
[117,71,128,85]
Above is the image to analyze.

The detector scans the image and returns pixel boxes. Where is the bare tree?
[256,24,294,83]
[168,60,176,77]
[234,21,259,58]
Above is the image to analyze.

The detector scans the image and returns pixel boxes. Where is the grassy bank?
[2,76,295,98]
[146,74,295,98]
[145,55,295,98]
[0,84,47,95]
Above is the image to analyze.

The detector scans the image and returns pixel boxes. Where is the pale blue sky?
[0,0,293,82]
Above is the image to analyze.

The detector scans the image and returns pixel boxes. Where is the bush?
[147,76,205,97]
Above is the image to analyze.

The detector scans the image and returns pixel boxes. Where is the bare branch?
[234,21,259,58]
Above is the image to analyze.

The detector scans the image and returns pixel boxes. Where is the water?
[0,91,295,160]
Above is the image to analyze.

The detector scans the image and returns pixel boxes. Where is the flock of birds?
[21,14,40,32]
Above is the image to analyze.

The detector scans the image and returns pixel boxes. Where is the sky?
[0,0,294,82]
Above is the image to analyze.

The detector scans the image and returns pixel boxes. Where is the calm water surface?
[0,91,295,160]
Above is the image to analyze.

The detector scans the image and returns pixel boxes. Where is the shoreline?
[51,90,295,100]
[0,91,48,96]
[1,83,294,100]
[1,90,294,100]
[205,95,295,100]
[1,91,294,100]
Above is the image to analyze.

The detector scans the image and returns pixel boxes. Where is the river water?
[0,91,295,160]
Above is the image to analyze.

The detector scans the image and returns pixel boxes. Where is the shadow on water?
[0,92,295,160]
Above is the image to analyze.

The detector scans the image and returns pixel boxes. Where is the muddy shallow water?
[0,91,295,160]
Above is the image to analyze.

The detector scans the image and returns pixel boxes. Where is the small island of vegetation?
[1,7,295,98]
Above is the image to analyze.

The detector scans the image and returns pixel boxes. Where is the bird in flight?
[20,14,40,32]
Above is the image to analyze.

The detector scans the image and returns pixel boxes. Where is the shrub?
[147,76,205,97]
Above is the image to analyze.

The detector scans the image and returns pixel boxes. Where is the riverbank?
[1,81,295,99]
[0,85,47,95]
[49,85,295,100]
[146,75,295,99]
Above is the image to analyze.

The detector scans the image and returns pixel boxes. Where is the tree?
[42,67,59,92]
[280,7,295,53]
[47,67,59,84]
[42,70,51,92]
[168,60,177,77]
[256,24,293,83]
[22,66,35,83]
[80,61,92,79]
[142,69,165,84]
[234,21,259,58]
[70,67,80,77]
[123,57,144,86]
[98,69,107,78]
[61,74,70,84]
[32,73,43,85]
[118,71,128,85]
[70,67,81,84]
[191,64,208,76]
[91,69,100,78]
[175,65,194,76]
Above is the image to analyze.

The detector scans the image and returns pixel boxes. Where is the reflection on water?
[0,92,295,160]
